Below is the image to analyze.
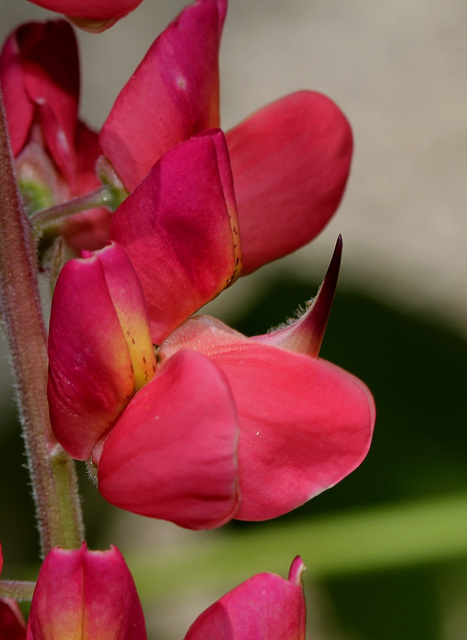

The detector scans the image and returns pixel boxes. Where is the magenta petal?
[160,318,375,521]
[98,350,240,530]
[27,0,143,21]
[110,131,241,344]
[207,343,375,521]
[101,0,226,190]
[26,544,146,640]
[185,557,306,639]
[48,244,153,460]
[226,91,353,273]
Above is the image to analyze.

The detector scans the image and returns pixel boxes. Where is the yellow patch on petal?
[95,243,158,394]
[121,314,157,392]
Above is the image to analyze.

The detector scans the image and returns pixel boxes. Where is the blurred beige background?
[1,0,466,336]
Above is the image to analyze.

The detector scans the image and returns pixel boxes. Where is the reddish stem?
[0,89,83,555]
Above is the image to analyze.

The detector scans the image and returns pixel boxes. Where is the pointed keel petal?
[255,236,343,357]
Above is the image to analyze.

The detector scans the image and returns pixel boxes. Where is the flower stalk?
[0,89,84,556]
[30,183,115,231]
[0,580,36,602]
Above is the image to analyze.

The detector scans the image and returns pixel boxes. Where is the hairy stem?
[0,89,84,555]
[0,580,36,602]
[30,184,114,229]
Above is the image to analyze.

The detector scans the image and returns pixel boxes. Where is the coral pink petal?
[110,131,241,344]
[185,559,306,639]
[207,343,375,521]
[26,0,143,21]
[26,544,146,640]
[160,319,375,521]
[226,91,353,273]
[98,350,240,530]
[47,246,148,460]
[100,0,226,190]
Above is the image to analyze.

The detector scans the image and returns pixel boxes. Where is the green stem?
[30,184,115,230]
[0,89,84,555]
[0,580,36,602]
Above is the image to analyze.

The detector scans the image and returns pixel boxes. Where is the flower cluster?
[0,0,376,636]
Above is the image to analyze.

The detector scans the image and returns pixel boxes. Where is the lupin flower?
[48,146,375,529]
[185,556,307,639]
[26,544,146,639]
[0,21,110,250]
[26,0,143,32]
[100,0,353,274]
[97,238,374,524]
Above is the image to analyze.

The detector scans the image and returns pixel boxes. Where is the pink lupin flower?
[100,0,353,274]
[26,544,146,639]
[48,183,374,530]
[185,556,307,639]
[102,237,374,523]
[26,0,143,32]
[0,21,110,250]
